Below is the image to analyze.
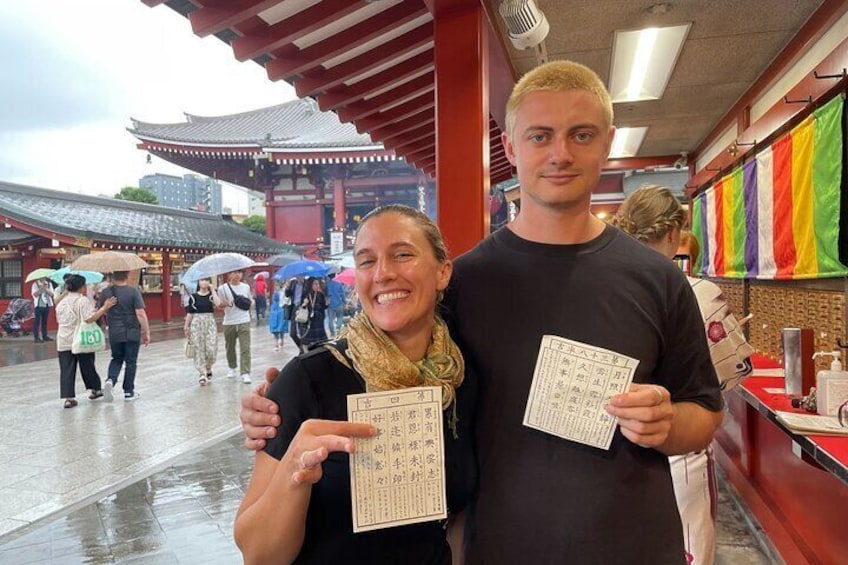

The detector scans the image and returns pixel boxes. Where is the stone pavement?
[0,322,777,564]
[0,320,298,545]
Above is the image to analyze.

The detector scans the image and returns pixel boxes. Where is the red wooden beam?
[232,0,366,62]
[392,134,435,156]
[265,0,427,81]
[295,23,433,98]
[316,50,434,111]
[370,110,434,142]
[404,146,436,164]
[355,93,435,134]
[188,0,280,38]
[416,156,436,170]
[335,73,434,123]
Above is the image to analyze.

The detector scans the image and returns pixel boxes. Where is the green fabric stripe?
[691,196,703,275]
[729,167,747,277]
[812,96,847,276]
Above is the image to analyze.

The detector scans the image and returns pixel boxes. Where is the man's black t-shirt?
[263,342,477,564]
[443,225,721,565]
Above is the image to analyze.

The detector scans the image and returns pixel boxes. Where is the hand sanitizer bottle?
[811,351,848,416]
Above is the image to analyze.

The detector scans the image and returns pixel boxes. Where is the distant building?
[139,173,222,214]
[247,191,265,218]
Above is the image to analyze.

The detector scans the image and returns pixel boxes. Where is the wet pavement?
[0,322,776,563]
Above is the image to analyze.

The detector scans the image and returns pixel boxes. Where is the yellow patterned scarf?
[326,311,464,411]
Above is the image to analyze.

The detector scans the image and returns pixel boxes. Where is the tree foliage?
[114,186,158,204]
[242,215,266,235]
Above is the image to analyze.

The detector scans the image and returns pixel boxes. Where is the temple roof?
[0,181,295,255]
[129,98,382,151]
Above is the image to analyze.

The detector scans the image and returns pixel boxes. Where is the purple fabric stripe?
[699,195,709,276]
[742,159,759,277]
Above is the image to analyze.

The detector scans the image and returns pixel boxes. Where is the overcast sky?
[0,0,297,212]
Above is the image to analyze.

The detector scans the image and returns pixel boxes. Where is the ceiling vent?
[498,0,550,50]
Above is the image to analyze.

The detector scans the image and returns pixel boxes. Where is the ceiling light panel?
[609,126,648,158]
[609,24,690,103]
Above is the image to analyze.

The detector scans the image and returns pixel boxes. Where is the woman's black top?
[263,340,477,564]
[185,293,215,314]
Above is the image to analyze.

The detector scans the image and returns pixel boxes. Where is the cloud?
[0,0,296,203]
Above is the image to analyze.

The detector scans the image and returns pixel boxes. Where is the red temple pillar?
[265,187,276,240]
[161,255,171,323]
[433,0,490,257]
[333,175,345,234]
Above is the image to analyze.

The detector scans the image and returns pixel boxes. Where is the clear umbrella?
[181,252,256,283]
[266,252,302,267]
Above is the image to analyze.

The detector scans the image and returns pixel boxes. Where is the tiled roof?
[129,98,381,150]
[0,181,295,254]
[0,228,35,245]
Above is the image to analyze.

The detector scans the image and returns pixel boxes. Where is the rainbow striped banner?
[692,95,846,279]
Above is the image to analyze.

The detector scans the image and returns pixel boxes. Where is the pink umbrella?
[335,269,356,286]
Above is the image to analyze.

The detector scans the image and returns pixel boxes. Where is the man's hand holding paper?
[606,383,673,448]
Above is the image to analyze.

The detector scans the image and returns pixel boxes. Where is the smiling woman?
[234,204,476,565]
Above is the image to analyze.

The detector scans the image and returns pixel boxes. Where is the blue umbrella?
[274,260,331,280]
[182,252,256,283]
[50,267,104,285]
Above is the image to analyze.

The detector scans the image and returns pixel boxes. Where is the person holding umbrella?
[295,277,328,352]
[184,277,223,386]
[99,271,150,402]
[218,269,254,384]
[55,275,117,408]
[284,275,307,351]
[30,276,55,343]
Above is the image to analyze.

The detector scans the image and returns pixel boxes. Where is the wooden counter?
[714,361,848,565]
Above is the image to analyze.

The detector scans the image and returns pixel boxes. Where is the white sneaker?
[227,368,237,378]
[103,380,114,403]
[241,373,252,384]
[198,374,208,386]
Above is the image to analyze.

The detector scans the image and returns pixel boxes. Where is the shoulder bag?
[71,299,106,354]
[228,283,252,311]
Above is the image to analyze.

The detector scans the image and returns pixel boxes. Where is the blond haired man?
[240,61,723,564]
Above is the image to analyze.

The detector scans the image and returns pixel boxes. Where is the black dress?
[298,291,328,348]
[263,340,477,564]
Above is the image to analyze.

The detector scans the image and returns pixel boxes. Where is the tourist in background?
[267,279,290,352]
[184,277,222,386]
[296,277,328,352]
[55,275,116,408]
[253,274,268,323]
[219,269,253,384]
[285,275,307,351]
[30,277,54,343]
[99,270,150,402]
[325,272,346,337]
[613,184,753,565]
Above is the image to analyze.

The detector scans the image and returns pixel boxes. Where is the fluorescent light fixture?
[609,126,648,158]
[609,24,690,103]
